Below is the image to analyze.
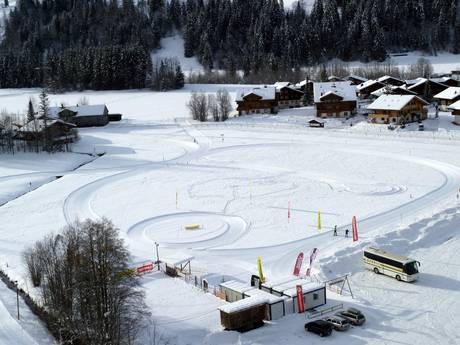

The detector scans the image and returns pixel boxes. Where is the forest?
[0,0,458,89]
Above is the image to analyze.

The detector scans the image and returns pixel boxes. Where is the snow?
[2,85,460,344]
[219,280,253,294]
[313,81,357,102]
[433,87,460,100]
[367,94,426,111]
[218,296,269,314]
[356,79,383,91]
[449,99,460,110]
[151,35,204,75]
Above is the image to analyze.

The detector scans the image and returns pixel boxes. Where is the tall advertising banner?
[317,210,321,231]
[293,252,304,276]
[296,285,305,313]
[257,256,265,283]
[352,216,359,242]
[306,248,319,276]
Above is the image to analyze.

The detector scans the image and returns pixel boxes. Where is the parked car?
[324,316,350,331]
[336,308,366,326]
[305,320,333,337]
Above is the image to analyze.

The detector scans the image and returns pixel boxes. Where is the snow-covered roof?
[313,81,357,103]
[433,87,460,100]
[378,75,403,83]
[448,99,460,111]
[274,82,291,88]
[431,77,456,84]
[235,87,276,101]
[219,280,253,294]
[296,79,312,88]
[262,276,299,289]
[371,85,416,97]
[49,104,107,118]
[347,74,368,82]
[407,78,446,90]
[271,279,324,297]
[218,296,268,314]
[328,75,343,81]
[244,288,285,304]
[367,95,428,111]
[356,79,383,91]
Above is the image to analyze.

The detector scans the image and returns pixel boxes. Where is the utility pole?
[14,280,19,320]
[155,242,160,271]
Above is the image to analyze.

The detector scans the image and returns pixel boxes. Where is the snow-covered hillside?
[1,85,460,344]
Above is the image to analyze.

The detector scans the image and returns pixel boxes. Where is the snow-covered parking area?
[1,86,460,344]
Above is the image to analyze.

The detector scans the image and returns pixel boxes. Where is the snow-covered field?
[1,85,460,344]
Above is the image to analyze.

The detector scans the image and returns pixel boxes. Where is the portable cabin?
[260,276,299,296]
[219,280,254,303]
[218,296,268,332]
[243,288,286,321]
[281,282,327,313]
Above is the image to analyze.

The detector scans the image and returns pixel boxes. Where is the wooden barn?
[218,296,267,332]
[448,100,460,125]
[235,87,278,115]
[433,87,460,111]
[356,80,386,98]
[16,119,77,143]
[407,78,448,101]
[314,81,357,118]
[49,104,109,127]
[367,94,429,124]
[275,83,304,109]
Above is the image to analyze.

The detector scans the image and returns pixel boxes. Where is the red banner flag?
[293,252,304,276]
[296,285,305,313]
[352,216,359,242]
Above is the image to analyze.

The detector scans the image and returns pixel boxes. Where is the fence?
[307,303,343,319]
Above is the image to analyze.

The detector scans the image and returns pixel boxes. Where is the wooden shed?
[309,119,325,128]
[218,296,268,332]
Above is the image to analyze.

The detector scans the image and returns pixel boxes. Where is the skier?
[345,229,349,238]
[333,225,337,236]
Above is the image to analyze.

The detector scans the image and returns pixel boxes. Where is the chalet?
[448,100,460,125]
[16,119,77,143]
[356,80,385,98]
[378,75,405,87]
[451,70,460,82]
[236,87,278,115]
[313,81,357,118]
[407,78,448,101]
[367,95,429,124]
[295,79,314,103]
[433,87,460,111]
[48,104,109,127]
[371,85,417,99]
[275,83,304,109]
[347,75,368,85]
[430,77,458,87]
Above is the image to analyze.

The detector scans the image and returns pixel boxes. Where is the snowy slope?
[1,86,460,344]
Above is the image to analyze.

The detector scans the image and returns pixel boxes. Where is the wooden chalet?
[48,104,109,127]
[356,80,385,98]
[370,85,417,99]
[275,83,304,109]
[347,75,368,85]
[407,78,448,101]
[295,79,314,104]
[236,87,278,115]
[378,75,405,87]
[367,95,429,124]
[433,87,460,111]
[447,100,460,125]
[313,81,357,118]
[430,77,458,87]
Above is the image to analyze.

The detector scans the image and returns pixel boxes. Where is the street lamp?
[154,242,160,271]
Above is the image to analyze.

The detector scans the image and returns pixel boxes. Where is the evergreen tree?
[27,98,35,122]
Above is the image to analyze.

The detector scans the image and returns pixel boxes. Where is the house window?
[313,293,319,300]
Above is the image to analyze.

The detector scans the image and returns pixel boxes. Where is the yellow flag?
[318,210,322,231]
[257,256,265,283]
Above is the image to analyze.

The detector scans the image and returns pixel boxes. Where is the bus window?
[404,261,419,275]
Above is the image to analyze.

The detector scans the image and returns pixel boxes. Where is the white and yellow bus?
[363,247,420,282]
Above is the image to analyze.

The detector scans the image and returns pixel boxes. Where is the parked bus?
[363,247,420,282]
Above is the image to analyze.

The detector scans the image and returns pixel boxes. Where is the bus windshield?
[404,261,419,275]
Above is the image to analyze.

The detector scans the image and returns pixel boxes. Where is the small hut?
[218,296,268,332]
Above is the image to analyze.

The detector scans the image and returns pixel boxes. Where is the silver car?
[324,316,351,331]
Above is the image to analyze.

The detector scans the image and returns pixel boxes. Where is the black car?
[305,320,333,337]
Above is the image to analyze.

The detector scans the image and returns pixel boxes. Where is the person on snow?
[333,225,337,236]
[345,229,349,238]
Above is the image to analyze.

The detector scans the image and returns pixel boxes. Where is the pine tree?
[27,98,35,122]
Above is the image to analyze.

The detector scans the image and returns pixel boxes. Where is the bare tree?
[207,94,219,121]
[216,89,232,121]
[187,92,208,122]
[78,96,89,106]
